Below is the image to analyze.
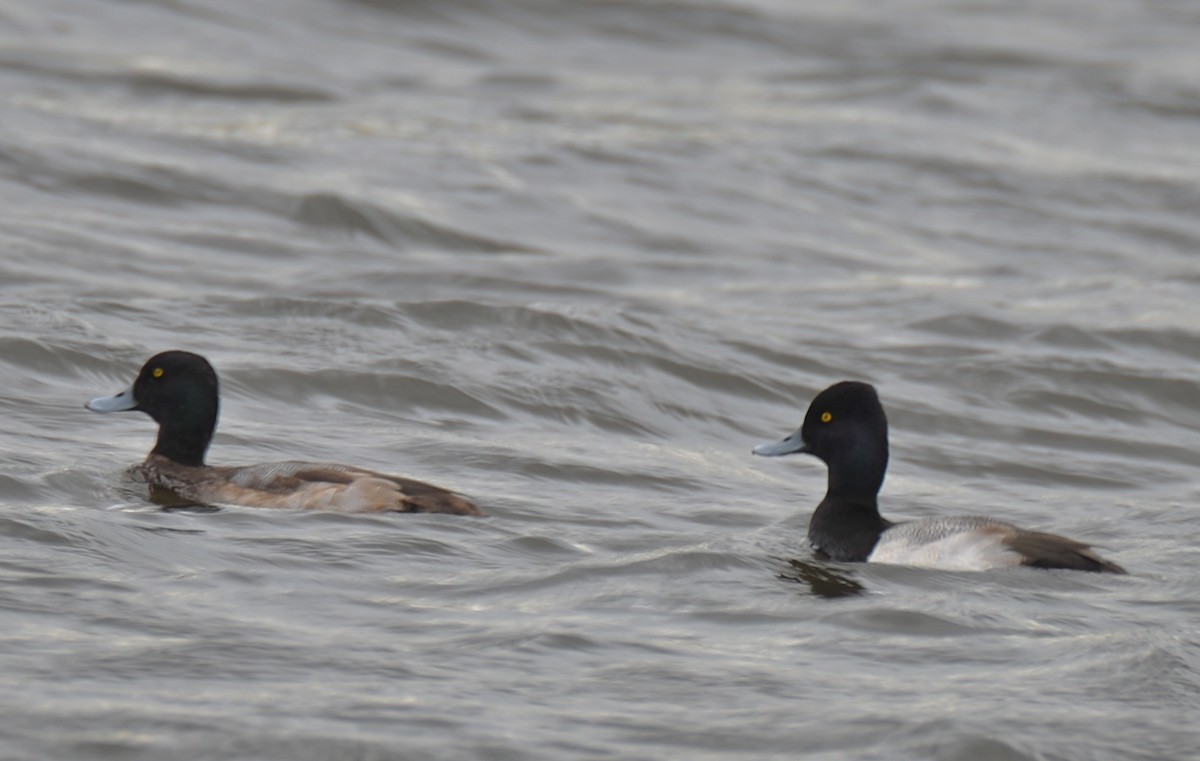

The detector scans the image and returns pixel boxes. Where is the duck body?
[129,455,480,514]
[754,381,1124,574]
[88,351,483,516]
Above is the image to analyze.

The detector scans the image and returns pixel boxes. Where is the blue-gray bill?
[86,386,139,413]
[752,434,807,457]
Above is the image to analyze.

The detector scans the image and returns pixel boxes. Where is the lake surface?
[2,1,1199,759]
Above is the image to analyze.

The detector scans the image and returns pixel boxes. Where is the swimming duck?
[87,351,483,515]
[753,381,1124,573]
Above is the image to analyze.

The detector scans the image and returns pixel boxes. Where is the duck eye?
[820,411,833,423]
[152,367,164,378]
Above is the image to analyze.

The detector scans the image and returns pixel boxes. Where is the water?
[2,0,1199,759]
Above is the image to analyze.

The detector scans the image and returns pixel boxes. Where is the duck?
[86,351,484,515]
[753,381,1124,573]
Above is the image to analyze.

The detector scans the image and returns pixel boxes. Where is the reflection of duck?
[88,351,483,515]
[778,558,865,599]
[755,382,1124,573]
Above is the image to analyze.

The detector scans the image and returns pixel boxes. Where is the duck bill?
[752,433,808,457]
[86,385,140,413]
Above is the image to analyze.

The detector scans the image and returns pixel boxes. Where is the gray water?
[2,1,1199,759]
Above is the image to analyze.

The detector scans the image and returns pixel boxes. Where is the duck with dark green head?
[754,381,1124,573]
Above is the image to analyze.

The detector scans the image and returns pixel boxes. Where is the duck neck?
[807,439,890,561]
[807,496,891,562]
[824,435,887,502]
[150,403,216,468]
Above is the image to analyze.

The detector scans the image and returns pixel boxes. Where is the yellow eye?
[152,367,164,378]
[820,411,833,423]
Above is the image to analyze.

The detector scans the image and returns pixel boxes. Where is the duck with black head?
[753,381,1124,573]
[87,351,483,515]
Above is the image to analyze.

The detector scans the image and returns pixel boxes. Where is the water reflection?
[778,557,865,599]
[143,485,222,513]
